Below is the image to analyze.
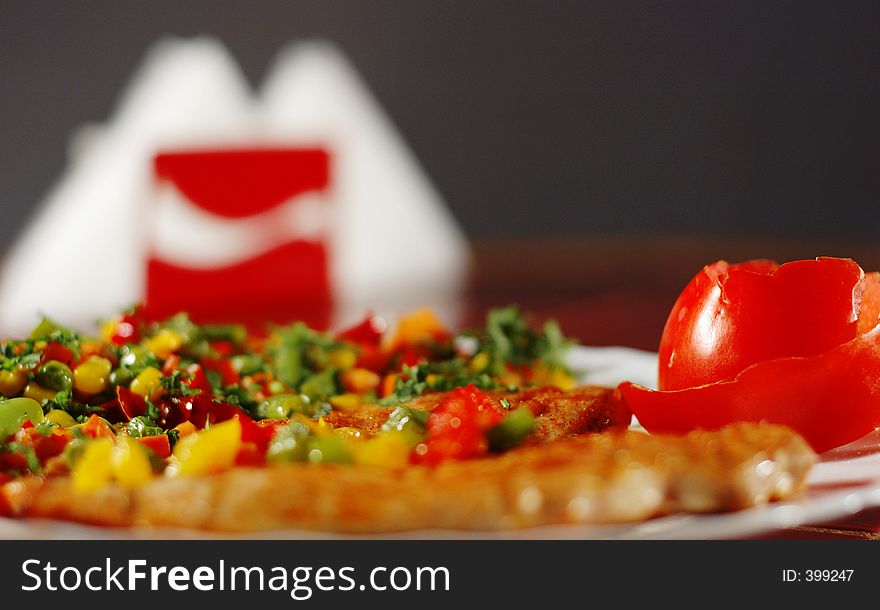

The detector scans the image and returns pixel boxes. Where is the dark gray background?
[1,1,879,242]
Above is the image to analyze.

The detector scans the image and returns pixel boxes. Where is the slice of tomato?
[658,257,864,391]
[620,324,880,453]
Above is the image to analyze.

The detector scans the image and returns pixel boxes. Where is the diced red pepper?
[210,341,234,358]
[188,395,252,429]
[41,342,76,368]
[240,417,279,453]
[412,385,504,465]
[355,344,390,373]
[116,386,147,420]
[337,313,386,346]
[184,364,213,394]
[79,414,114,439]
[136,434,171,459]
[235,444,265,466]
[161,354,181,375]
[201,357,240,386]
[109,309,145,346]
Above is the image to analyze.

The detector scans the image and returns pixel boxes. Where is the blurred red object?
[146,149,332,329]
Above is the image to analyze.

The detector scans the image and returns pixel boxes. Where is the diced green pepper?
[231,354,264,376]
[299,370,338,402]
[382,406,430,433]
[202,324,247,345]
[486,408,535,452]
[29,317,63,339]
[266,421,312,462]
[306,435,352,464]
[127,416,164,438]
[259,393,313,419]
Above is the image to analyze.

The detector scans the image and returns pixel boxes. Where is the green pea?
[0,397,44,440]
[109,367,134,387]
[35,360,74,392]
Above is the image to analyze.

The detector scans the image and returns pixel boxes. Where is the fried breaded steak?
[0,387,816,533]
[322,386,631,441]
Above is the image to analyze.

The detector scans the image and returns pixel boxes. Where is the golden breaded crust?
[322,386,631,440]
[2,422,815,533]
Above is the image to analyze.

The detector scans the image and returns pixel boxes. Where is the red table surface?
[465,234,880,539]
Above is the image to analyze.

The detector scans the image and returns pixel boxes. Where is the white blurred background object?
[0,36,469,334]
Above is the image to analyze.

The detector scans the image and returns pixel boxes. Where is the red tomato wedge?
[621,325,880,453]
[620,257,880,453]
[658,257,864,391]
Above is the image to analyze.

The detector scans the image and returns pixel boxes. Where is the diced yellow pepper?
[172,418,242,476]
[72,438,115,493]
[469,351,490,373]
[146,329,184,359]
[100,319,120,343]
[129,366,163,398]
[172,420,199,439]
[112,437,154,489]
[385,308,449,350]
[22,382,57,403]
[73,355,113,395]
[550,368,575,390]
[531,362,576,390]
[45,409,78,428]
[334,427,362,441]
[327,347,357,370]
[350,431,412,468]
[315,416,334,435]
[329,393,361,410]
[340,367,380,393]
[0,368,29,397]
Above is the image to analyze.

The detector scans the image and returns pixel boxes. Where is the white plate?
[2,346,879,539]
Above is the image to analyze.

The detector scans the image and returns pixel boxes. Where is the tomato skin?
[621,324,880,453]
[625,257,880,453]
[658,257,864,391]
